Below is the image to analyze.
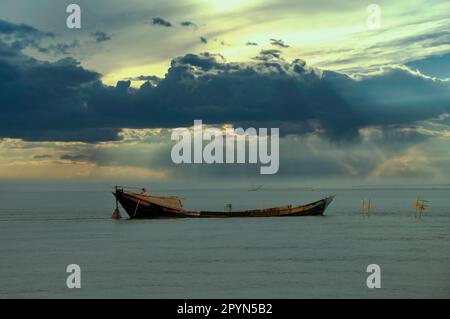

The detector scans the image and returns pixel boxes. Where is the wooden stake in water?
[415,197,429,219]
[361,199,373,217]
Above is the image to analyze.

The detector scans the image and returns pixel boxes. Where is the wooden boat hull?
[113,189,334,219]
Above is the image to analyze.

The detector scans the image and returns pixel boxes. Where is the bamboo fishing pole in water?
[361,199,373,217]
[415,197,430,219]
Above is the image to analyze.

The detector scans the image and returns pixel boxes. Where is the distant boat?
[112,187,335,219]
[248,184,264,191]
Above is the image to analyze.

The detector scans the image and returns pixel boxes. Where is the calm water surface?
[0,186,449,298]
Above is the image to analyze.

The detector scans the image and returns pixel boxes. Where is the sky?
[0,0,450,187]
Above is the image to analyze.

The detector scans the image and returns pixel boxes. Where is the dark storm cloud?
[0,19,80,57]
[1,19,450,144]
[33,154,52,159]
[0,19,54,54]
[180,21,197,29]
[60,154,91,161]
[253,49,283,61]
[0,19,54,38]
[38,41,79,55]
[127,75,162,85]
[270,39,289,48]
[91,31,112,43]
[0,45,113,142]
[151,17,172,27]
[0,39,21,57]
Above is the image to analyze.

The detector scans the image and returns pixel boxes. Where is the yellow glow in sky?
[207,0,257,13]
[94,0,450,87]
[102,61,170,88]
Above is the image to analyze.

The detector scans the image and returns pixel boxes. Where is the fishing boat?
[248,184,264,191]
[112,187,335,219]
